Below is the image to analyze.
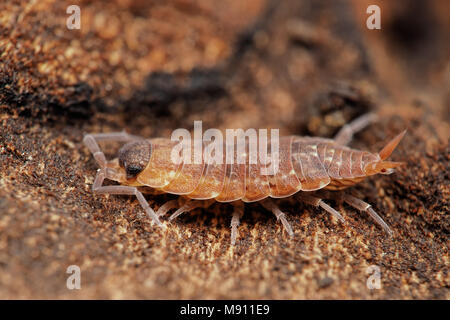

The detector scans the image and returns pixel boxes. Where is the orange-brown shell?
[120,136,389,203]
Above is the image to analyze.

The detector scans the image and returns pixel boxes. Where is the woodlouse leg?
[92,169,165,229]
[230,202,244,245]
[261,199,294,237]
[343,194,393,236]
[334,113,378,145]
[156,199,181,217]
[297,193,346,224]
[168,199,214,221]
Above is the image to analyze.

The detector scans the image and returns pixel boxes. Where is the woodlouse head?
[118,140,152,179]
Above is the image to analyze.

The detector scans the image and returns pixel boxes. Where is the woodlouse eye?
[125,165,142,178]
[118,140,152,179]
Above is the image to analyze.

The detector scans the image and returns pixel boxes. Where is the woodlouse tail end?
[378,130,407,160]
[380,161,405,174]
[364,160,405,176]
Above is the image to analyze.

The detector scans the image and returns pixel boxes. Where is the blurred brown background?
[0,0,448,299]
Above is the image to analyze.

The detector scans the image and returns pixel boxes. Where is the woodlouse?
[83,114,406,244]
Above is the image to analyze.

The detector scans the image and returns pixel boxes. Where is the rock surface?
[0,0,448,299]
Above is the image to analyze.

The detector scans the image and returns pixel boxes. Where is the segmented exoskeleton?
[84,114,406,244]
